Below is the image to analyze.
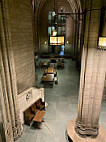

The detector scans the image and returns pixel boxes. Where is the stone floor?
[17,59,106,142]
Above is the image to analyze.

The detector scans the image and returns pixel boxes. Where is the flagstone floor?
[17,59,106,142]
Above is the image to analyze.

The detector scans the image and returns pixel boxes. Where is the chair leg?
[30,121,34,129]
[37,123,42,129]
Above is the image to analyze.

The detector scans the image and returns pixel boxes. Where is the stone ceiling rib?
[36,0,82,15]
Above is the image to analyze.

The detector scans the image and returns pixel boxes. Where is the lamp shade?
[52,30,57,36]
[98,37,106,47]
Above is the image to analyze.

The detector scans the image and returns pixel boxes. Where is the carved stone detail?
[18,87,44,124]
[26,91,32,101]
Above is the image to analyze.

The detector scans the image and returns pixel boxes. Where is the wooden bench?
[24,99,45,125]
[33,110,45,123]
[30,110,46,129]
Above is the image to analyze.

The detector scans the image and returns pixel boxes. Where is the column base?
[75,120,98,137]
[67,119,106,142]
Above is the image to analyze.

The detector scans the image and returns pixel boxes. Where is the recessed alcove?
[24,98,45,125]
[18,87,44,124]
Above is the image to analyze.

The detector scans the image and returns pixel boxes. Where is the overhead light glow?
[67,41,69,44]
[98,37,106,47]
[52,30,57,36]
[52,12,55,16]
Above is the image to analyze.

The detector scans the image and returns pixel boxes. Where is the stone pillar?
[0,67,14,142]
[75,0,106,137]
[75,47,106,137]
[0,0,22,141]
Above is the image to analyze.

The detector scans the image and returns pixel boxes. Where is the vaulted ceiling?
[34,0,82,18]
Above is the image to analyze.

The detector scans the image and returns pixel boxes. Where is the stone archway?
[33,0,83,58]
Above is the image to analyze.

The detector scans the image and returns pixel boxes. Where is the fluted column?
[75,0,106,136]
[0,0,22,140]
[0,39,14,141]
[0,58,14,142]
[75,46,106,137]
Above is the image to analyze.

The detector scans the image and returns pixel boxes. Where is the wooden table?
[41,74,54,86]
[44,67,57,76]
[47,67,54,73]
[50,58,64,63]
[41,74,54,82]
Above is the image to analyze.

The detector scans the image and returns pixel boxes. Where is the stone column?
[0,0,22,140]
[75,0,106,136]
[0,61,14,142]
[75,47,106,137]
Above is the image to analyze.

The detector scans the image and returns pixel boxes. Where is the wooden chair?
[30,103,38,114]
[36,99,45,110]
[24,108,34,125]
[54,76,58,84]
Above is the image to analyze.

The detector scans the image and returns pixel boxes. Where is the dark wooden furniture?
[41,74,54,82]
[33,110,45,123]
[54,76,58,84]
[41,73,58,85]
[24,99,45,125]
[24,108,34,125]
[50,58,58,63]
[50,58,64,63]
[36,99,45,110]
[41,74,54,86]
[30,103,37,114]
[39,61,50,68]
[58,58,64,63]
[30,110,46,129]
[44,67,57,76]
[55,62,64,69]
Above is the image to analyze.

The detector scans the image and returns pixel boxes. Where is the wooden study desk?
[41,74,54,82]
[50,58,64,63]
[44,67,57,76]
[41,74,54,87]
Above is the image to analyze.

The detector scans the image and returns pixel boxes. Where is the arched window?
[48,9,66,36]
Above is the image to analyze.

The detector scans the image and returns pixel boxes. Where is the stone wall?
[8,0,35,94]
